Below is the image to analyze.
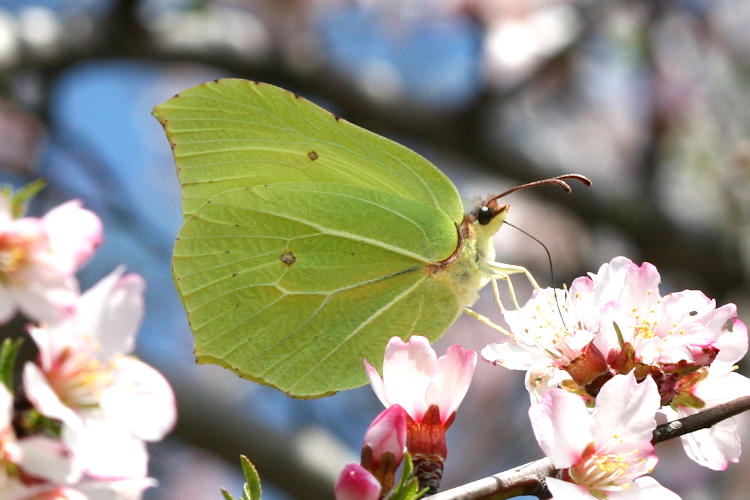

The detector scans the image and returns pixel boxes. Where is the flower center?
[47,349,115,410]
[0,236,30,282]
[633,322,656,341]
[530,303,582,366]
[570,448,642,493]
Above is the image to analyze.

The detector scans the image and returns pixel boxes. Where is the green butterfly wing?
[173,183,462,397]
[153,79,463,223]
[156,80,469,397]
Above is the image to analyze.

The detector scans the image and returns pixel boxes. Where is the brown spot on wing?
[280,250,296,266]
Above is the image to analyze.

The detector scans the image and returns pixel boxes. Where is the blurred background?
[1,0,750,498]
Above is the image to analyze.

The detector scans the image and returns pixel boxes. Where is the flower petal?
[101,356,177,441]
[23,362,81,431]
[679,415,736,471]
[43,200,102,274]
[714,318,748,367]
[0,383,12,431]
[363,358,389,409]
[609,476,681,500]
[426,344,476,423]
[592,373,659,446]
[63,419,148,479]
[546,477,595,499]
[380,336,436,421]
[14,276,78,323]
[481,342,547,370]
[16,435,82,484]
[0,286,18,324]
[529,389,592,468]
[76,267,145,360]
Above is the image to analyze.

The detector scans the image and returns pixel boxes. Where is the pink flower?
[0,383,85,490]
[364,336,476,492]
[364,336,476,425]
[22,268,176,479]
[590,258,734,375]
[0,197,101,323]
[529,372,679,499]
[3,477,155,500]
[0,383,20,486]
[335,463,381,500]
[662,318,750,470]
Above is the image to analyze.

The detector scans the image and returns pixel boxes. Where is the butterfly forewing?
[153,79,464,224]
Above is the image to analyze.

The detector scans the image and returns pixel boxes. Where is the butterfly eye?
[477,206,493,225]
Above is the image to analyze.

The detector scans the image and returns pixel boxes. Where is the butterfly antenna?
[488,174,591,205]
[502,220,568,329]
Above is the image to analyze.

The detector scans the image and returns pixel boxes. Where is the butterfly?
[154,79,589,397]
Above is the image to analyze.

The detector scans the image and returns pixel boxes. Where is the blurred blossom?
[0,10,20,68]
[0,101,45,173]
[0,383,20,487]
[140,1,270,61]
[482,2,580,87]
[3,476,156,500]
[0,197,101,324]
[23,267,176,479]
[15,434,81,486]
[18,6,62,59]
[0,387,83,495]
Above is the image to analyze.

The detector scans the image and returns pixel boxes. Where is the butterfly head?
[469,197,510,241]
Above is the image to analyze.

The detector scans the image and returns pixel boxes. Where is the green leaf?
[240,455,262,500]
[0,337,23,392]
[8,179,46,218]
[389,452,428,500]
[218,456,261,500]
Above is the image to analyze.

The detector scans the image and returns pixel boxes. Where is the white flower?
[0,198,101,323]
[23,268,176,478]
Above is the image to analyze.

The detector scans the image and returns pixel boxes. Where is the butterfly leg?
[488,262,543,291]
[489,269,524,312]
[491,278,506,313]
[463,307,515,338]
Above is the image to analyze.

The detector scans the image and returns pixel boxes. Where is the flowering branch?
[423,395,750,500]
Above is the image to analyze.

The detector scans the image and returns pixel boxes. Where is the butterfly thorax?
[431,202,509,308]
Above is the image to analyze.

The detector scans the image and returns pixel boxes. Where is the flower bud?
[361,404,406,494]
[335,463,381,500]
[362,404,406,467]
